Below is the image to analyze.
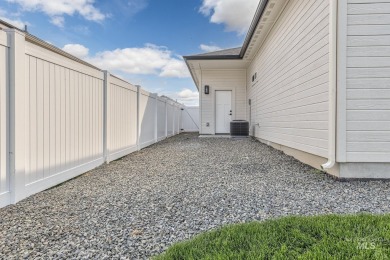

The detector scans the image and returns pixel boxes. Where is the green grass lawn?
[155,214,390,259]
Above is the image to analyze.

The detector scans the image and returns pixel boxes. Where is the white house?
[184,0,390,179]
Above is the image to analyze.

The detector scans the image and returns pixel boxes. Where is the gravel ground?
[1,133,390,259]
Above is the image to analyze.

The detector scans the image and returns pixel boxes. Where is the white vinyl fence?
[0,30,9,206]
[181,107,199,132]
[106,74,138,162]
[24,40,105,198]
[139,89,157,149]
[157,97,167,141]
[0,29,198,208]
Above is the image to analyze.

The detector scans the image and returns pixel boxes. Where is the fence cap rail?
[25,33,102,71]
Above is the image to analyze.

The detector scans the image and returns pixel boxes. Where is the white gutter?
[322,0,338,170]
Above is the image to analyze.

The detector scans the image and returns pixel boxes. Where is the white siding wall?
[344,0,390,162]
[107,75,138,162]
[0,31,9,207]
[24,42,105,196]
[247,0,330,158]
[139,90,157,149]
[200,70,246,134]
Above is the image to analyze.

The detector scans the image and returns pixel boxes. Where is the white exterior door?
[215,91,232,134]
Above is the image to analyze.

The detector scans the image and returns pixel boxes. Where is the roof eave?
[183,55,241,61]
[183,57,200,91]
[184,0,269,62]
[239,0,269,58]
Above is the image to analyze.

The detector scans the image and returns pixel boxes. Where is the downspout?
[322,0,338,170]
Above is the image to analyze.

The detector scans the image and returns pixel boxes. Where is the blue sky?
[0,0,260,105]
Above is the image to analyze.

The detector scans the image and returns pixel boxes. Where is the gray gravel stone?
[0,133,389,259]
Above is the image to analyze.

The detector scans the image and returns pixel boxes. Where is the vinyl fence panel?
[23,41,105,198]
[139,90,157,149]
[157,97,167,141]
[0,31,9,207]
[174,105,181,135]
[181,107,199,132]
[167,102,174,137]
[106,74,138,162]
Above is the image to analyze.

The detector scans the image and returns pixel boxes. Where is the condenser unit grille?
[230,120,249,136]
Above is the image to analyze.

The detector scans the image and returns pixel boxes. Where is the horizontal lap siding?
[247,0,330,158]
[346,0,390,162]
[108,77,137,156]
[0,32,9,202]
[25,44,104,187]
[201,70,246,134]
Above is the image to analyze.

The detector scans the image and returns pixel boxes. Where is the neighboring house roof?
[184,47,242,60]
[184,0,269,60]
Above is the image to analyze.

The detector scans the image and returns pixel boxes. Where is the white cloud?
[50,16,64,27]
[6,0,106,27]
[164,88,199,106]
[160,58,189,78]
[62,44,89,58]
[176,89,199,106]
[200,44,222,53]
[200,0,260,35]
[178,89,199,100]
[126,0,148,16]
[87,44,190,78]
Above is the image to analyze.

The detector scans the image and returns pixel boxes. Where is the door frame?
[215,90,233,134]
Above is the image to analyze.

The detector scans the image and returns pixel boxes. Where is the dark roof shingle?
[183,47,241,60]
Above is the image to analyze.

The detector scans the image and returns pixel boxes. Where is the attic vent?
[269,3,275,8]
[265,11,271,16]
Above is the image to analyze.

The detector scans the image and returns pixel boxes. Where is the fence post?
[181,106,184,133]
[136,85,141,151]
[6,29,26,204]
[103,71,109,163]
